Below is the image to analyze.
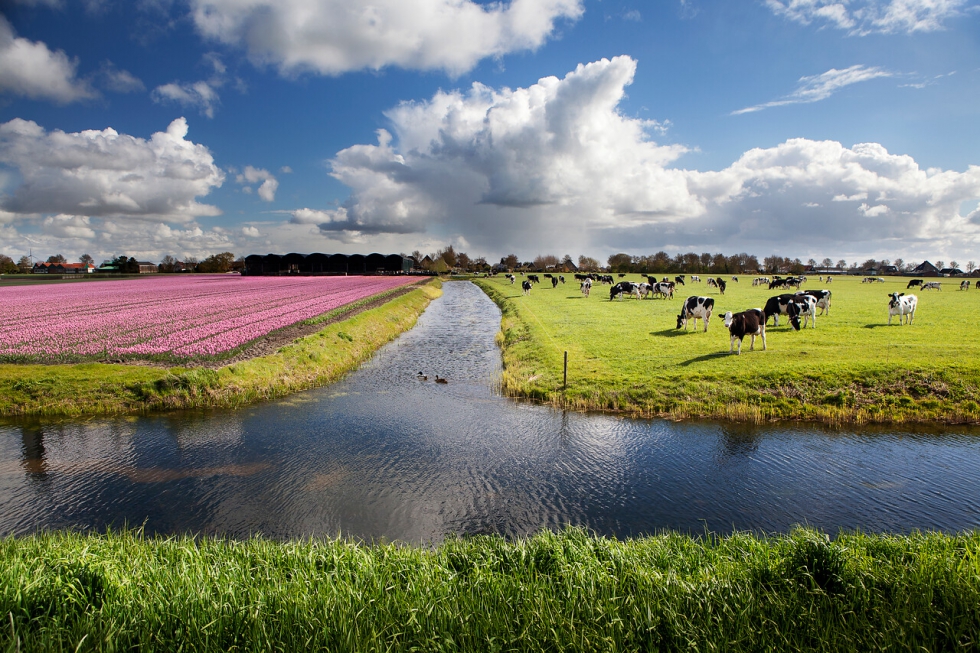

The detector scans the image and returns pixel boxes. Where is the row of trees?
[0,251,243,274]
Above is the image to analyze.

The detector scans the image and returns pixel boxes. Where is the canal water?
[1,281,979,542]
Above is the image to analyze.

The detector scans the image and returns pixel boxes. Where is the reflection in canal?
[1,281,979,542]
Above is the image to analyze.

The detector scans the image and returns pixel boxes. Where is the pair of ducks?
[418,371,448,384]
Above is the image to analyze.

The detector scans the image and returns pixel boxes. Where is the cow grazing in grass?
[651,281,675,299]
[792,294,817,328]
[676,296,714,332]
[691,275,701,282]
[507,274,515,284]
[922,282,941,291]
[763,294,804,330]
[724,309,766,354]
[551,276,559,288]
[527,274,540,284]
[559,275,565,284]
[522,280,532,296]
[610,281,639,300]
[907,279,923,289]
[707,278,718,288]
[731,276,739,282]
[715,278,727,295]
[797,289,832,315]
[675,276,686,286]
[960,280,971,290]
[580,278,592,297]
[888,292,916,325]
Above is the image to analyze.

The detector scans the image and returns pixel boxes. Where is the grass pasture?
[474,275,980,424]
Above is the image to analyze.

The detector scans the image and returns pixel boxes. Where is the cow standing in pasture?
[724,309,766,355]
[580,278,592,297]
[551,276,559,288]
[907,279,923,289]
[960,280,971,290]
[715,278,727,295]
[797,289,832,316]
[676,296,714,332]
[675,276,686,286]
[888,292,916,325]
[763,294,806,330]
[610,281,639,300]
[922,282,941,291]
[522,280,532,296]
[507,274,515,284]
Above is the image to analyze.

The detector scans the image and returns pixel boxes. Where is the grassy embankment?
[0,280,441,417]
[2,527,978,651]
[474,275,980,424]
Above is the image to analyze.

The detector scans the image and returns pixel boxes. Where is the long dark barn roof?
[243,253,414,275]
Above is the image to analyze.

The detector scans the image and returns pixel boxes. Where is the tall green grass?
[0,281,442,418]
[2,527,978,651]
[474,275,980,424]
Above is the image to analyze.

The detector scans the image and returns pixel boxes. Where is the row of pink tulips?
[0,275,419,360]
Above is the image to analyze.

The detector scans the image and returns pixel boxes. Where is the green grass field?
[474,275,980,424]
[2,527,978,652]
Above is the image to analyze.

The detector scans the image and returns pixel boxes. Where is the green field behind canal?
[474,275,980,424]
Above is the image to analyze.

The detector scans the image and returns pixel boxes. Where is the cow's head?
[787,304,802,330]
[722,311,734,328]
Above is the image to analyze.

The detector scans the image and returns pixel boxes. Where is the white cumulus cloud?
[0,16,96,104]
[309,56,980,259]
[765,0,971,35]
[235,165,278,201]
[0,117,225,223]
[152,81,221,118]
[188,0,584,76]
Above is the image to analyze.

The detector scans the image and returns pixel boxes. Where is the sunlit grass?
[474,275,980,423]
[2,526,978,651]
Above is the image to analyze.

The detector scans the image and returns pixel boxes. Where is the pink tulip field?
[0,275,420,361]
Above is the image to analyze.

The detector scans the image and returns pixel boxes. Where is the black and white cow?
[724,309,766,355]
[551,276,559,288]
[506,274,516,284]
[792,294,817,328]
[797,289,832,315]
[907,279,923,289]
[707,278,718,288]
[676,296,714,332]
[652,281,675,299]
[610,281,639,300]
[715,278,727,295]
[888,292,916,325]
[768,278,788,290]
[522,280,532,296]
[580,278,592,297]
[559,275,565,284]
[691,275,701,282]
[763,294,805,330]
[922,282,942,291]
[527,274,540,284]
[960,280,971,290]
[674,276,686,286]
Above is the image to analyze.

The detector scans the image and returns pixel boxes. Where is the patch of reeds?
[2,526,978,651]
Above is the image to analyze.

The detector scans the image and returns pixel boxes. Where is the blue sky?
[0,0,978,266]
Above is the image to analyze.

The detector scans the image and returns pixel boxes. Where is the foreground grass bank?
[0,280,441,417]
[474,276,980,424]
[2,527,978,651]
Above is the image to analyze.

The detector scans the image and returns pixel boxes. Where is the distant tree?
[950,260,958,270]
[455,251,471,271]
[197,252,235,273]
[429,257,450,274]
[47,254,66,264]
[763,255,781,273]
[607,253,632,273]
[436,245,456,267]
[533,254,560,269]
[79,253,94,266]
[159,254,179,272]
[501,254,519,270]
[790,258,805,274]
[936,260,945,270]
[472,256,488,270]
[0,254,17,274]
[577,255,600,271]
[893,258,904,271]
[821,258,833,269]
[836,259,846,270]
[807,258,817,268]
[861,258,878,271]
[17,255,32,272]
[967,261,977,273]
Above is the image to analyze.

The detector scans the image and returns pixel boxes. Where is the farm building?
[243,253,414,276]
